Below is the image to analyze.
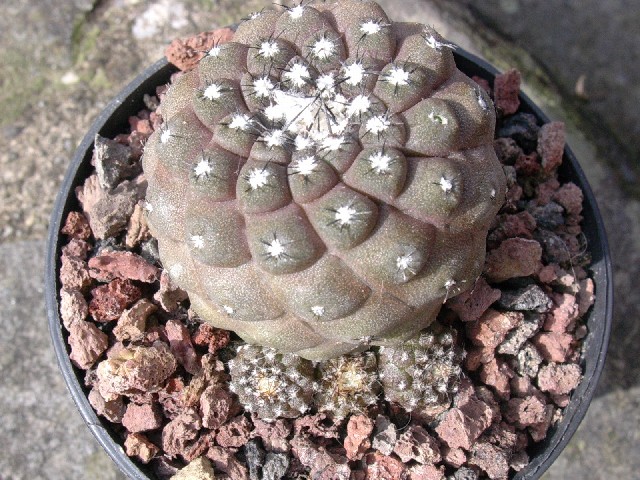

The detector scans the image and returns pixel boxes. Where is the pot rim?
[45,50,613,480]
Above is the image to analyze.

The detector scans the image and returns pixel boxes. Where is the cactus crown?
[143,0,506,361]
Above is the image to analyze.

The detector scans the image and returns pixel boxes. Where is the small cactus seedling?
[228,344,316,420]
[378,323,464,414]
[143,0,506,360]
[315,351,380,420]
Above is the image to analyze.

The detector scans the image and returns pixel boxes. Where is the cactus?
[143,0,506,361]
[228,344,317,420]
[315,351,380,419]
[378,323,464,413]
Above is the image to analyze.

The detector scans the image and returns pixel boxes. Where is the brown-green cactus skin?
[143,0,506,361]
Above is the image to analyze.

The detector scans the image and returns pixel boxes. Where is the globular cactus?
[143,0,506,360]
[228,344,316,420]
[315,351,380,419]
[378,323,464,413]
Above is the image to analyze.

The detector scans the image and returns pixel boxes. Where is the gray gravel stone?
[496,285,553,313]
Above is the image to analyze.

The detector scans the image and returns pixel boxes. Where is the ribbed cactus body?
[143,0,506,360]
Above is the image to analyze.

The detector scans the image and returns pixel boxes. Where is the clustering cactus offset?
[315,351,380,419]
[143,0,506,360]
[228,344,316,420]
[378,323,464,413]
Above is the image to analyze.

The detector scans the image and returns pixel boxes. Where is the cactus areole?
[143,0,506,361]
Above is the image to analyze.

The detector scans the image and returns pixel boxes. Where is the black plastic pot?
[46,51,613,480]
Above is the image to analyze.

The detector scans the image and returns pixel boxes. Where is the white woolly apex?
[194,158,212,178]
[360,19,383,36]
[312,37,336,60]
[253,76,275,98]
[264,349,277,361]
[295,134,313,151]
[366,115,391,134]
[284,63,310,88]
[396,251,419,280]
[289,4,305,19]
[247,11,262,20]
[264,129,286,148]
[321,135,344,152]
[490,188,497,199]
[334,205,359,226]
[439,176,453,193]
[343,62,365,86]
[264,102,286,121]
[247,167,271,190]
[266,238,286,259]
[160,127,172,144]
[311,305,325,317]
[428,111,449,125]
[259,41,280,58]
[203,83,223,100]
[207,45,221,57]
[369,151,392,174]
[144,201,154,213]
[229,113,252,131]
[445,279,456,289]
[386,66,410,87]
[223,305,235,315]
[316,73,335,95]
[191,235,205,249]
[292,156,318,176]
[424,31,456,51]
[348,94,372,116]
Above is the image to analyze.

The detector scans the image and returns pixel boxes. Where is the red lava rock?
[292,436,350,480]
[553,181,582,213]
[489,211,537,247]
[129,116,154,136]
[464,345,493,371]
[510,375,534,397]
[59,288,88,329]
[408,464,445,480]
[528,406,555,442]
[472,75,491,94]
[493,137,522,165]
[181,433,216,463]
[68,320,108,369]
[484,422,518,452]
[125,201,151,248]
[76,173,145,240]
[393,425,441,464]
[447,277,501,322]
[216,415,252,449]
[96,342,177,400]
[89,278,142,322]
[294,413,340,440]
[536,178,561,205]
[154,270,189,313]
[165,27,235,71]
[200,385,233,430]
[113,299,157,342]
[493,68,521,115]
[206,446,249,480]
[364,452,408,480]
[469,442,510,480]
[504,396,547,428]
[162,409,202,458]
[61,238,92,260]
[484,238,543,283]
[577,278,595,316]
[435,408,485,451]
[515,152,541,177]
[252,416,292,453]
[192,323,230,355]
[89,250,159,283]
[166,319,201,374]
[122,402,163,433]
[61,211,92,240]
[88,388,126,423]
[551,393,571,407]
[537,362,582,395]
[466,309,523,349]
[545,293,580,332]
[533,331,574,362]
[443,446,466,468]
[537,264,559,284]
[537,122,566,174]
[60,255,93,291]
[480,358,514,400]
[344,415,374,461]
[124,432,159,464]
